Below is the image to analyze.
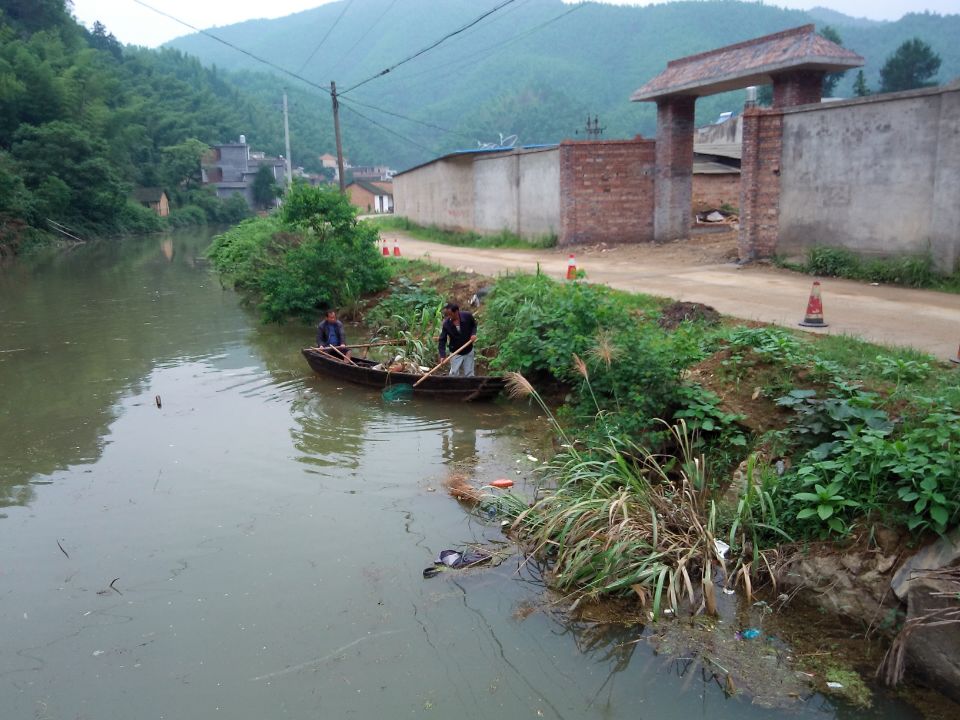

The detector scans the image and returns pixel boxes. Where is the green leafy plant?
[793,478,859,536]
[874,355,931,388]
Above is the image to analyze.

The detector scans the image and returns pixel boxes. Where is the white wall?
[394,148,560,239]
[778,82,960,272]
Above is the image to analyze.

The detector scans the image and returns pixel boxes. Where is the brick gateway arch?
[630,25,862,260]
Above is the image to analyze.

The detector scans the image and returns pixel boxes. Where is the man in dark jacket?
[316,309,351,359]
[438,302,477,377]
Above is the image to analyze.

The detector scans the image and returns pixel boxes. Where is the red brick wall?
[347,184,376,213]
[772,70,824,108]
[559,138,656,246]
[692,173,741,212]
[738,107,784,260]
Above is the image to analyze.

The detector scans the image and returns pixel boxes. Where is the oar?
[340,340,404,350]
[326,345,357,365]
[413,340,473,388]
[315,346,357,366]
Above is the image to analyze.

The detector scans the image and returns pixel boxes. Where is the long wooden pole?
[413,340,473,387]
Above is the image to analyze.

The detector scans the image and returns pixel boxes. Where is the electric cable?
[327,0,400,76]
[339,0,517,95]
[296,0,355,76]
[338,102,435,152]
[132,0,332,95]
[383,1,586,87]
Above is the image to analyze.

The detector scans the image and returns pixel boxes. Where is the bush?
[194,189,251,223]
[166,204,207,228]
[806,246,860,277]
[485,273,684,439]
[116,201,163,234]
[208,186,390,322]
[365,279,443,333]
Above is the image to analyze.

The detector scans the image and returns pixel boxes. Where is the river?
[0,229,924,719]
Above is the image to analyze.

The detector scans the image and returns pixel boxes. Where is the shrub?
[484,273,683,439]
[166,205,207,228]
[806,246,860,278]
[208,186,390,323]
[114,200,163,234]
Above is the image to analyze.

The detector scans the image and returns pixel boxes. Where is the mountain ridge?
[164,0,960,169]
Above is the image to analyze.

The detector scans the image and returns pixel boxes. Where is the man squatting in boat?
[316,309,352,360]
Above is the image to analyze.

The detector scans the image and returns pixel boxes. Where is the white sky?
[71,0,960,49]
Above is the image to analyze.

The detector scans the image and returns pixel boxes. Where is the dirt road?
[381,230,960,360]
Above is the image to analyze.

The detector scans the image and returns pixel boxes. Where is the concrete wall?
[393,156,475,232]
[776,82,960,272]
[518,149,561,237]
[394,148,559,239]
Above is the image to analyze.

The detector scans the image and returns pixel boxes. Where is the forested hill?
[0,0,290,248]
[166,0,960,168]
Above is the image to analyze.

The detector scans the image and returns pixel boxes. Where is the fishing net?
[381,384,414,402]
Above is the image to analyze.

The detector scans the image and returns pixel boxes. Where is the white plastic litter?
[826,681,844,689]
[713,539,730,558]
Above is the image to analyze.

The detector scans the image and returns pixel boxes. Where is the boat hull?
[301,348,506,401]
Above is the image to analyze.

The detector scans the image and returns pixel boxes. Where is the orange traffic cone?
[798,281,828,328]
[393,237,401,257]
[566,253,578,281]
[950,341,959,365]
[382,237,390,257]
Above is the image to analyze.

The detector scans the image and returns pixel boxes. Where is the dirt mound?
[658,301,721,330]
[684,348,791,434]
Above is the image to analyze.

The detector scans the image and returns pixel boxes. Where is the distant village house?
[202,135,289,209]
[132,187,169,217]
[347,180,394,214]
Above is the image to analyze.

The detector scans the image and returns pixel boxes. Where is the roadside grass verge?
[777,246,960,293]
[367,215,557,249]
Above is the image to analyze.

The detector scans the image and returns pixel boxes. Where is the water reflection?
[0,229,246,506]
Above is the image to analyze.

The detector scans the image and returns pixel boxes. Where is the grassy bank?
[368,215,557,249]
[369,264,959,618]
[778,246,960,293]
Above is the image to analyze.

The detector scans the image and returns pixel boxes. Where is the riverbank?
[361,256,960,714]
[206,193,959,713]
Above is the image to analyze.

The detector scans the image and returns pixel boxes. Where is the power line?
[132,0,332,95]
[381,1,587,88]
[296,0,355,76]
[328,0,400,76]
[338,102,435,152]
[339,0,518,95]
[339,96,465,137]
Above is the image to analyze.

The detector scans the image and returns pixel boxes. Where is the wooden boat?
[301,347,507,401]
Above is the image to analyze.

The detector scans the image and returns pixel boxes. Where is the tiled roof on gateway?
[631,25,863,102]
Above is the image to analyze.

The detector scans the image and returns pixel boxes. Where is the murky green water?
[0,230,923,719]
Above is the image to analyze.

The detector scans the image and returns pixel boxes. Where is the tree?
[853,70,870,97]
[88,21,122,60]
[819,26,847,98]
[11,120,126,227]
[160,138,208,191]
[251,166,281,210]
[880,38,941,93]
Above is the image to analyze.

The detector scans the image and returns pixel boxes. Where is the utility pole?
[331,81,346,193]
[282,90,293,188]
